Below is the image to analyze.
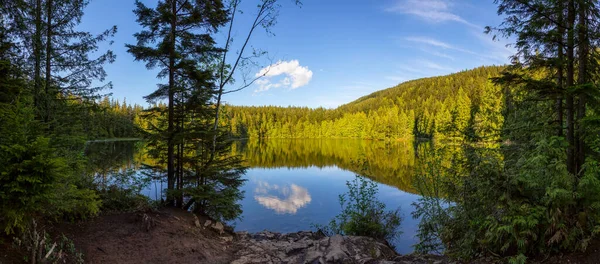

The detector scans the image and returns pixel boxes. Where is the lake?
[85,139,438,254]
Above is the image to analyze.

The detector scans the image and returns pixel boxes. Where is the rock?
[220,236,233,242]
[193,215,200,228]
[236,231,250,240]
[284,241,309,255]
[230,230,417,264]
[203,220,212,228]
[211,222,225,234]
[141,214,155,231]
[323,235,349,262]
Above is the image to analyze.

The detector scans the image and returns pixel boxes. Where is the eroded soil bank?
[2,208,600,263]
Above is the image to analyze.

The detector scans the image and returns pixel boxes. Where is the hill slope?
[222,65,506,140]
[338,66,504,114]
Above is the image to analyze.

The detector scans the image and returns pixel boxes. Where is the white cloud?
[255,60,313,92]
[387,0,478,28]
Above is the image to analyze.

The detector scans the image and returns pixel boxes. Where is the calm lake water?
[85,139,435,254]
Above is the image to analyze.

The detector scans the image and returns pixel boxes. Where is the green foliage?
[316,175,402,244]
[84,97,144,139]
[98,186,151,213]
[0,9,103,235]
[180,128,247,222]
[0,135,63,234]
[223,66,505,141]
[414,139,600,262]
[125,0,249,221]
[411,147,455,255]
[0,98,100,234]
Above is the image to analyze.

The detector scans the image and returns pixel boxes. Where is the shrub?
[315,175,402,244]
[413,140,600,263]
[0,97,100,235]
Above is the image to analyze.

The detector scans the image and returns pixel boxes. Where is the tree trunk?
[34,0,42,114]
[556,1,564,137]
[576,0,587,174]
[45,0,52,124]
[177,94,184,208]
[167,0,177,205]
[212,92,223,154]
[566,0,576,175]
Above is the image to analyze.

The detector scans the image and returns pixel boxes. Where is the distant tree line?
[222,66,505,142]
[87,97,143,139]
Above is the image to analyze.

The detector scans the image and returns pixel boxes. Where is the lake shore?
[62,207,448,264]
[3,207,600,263]
[1,207,446,264]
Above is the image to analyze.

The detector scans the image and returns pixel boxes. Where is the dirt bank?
[2,208,600,263]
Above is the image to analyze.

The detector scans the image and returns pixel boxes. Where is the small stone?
[265,231,275,239]
[236,231,248,236]
[212,222,225,234]
[204,220,212,228]
[193,215,200,227]
[284,241,308,255]
[220,236,233,242]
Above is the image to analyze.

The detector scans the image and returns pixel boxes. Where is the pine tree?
[127,0,228,205]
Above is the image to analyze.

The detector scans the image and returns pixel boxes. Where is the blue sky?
[79,0,513,108]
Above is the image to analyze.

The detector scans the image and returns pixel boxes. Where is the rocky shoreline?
[188,214,449,264]
[229,230,448,264]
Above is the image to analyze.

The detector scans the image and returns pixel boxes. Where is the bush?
[98,186,152,213]
[413,141,600,263]
[0,97,100,235]
[315,175,402,244]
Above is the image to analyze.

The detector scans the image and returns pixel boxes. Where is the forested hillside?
[223,66,505,141]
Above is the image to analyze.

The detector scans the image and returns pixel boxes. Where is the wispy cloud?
[403,33,513,66]
[386,0,479,28]
[420,49,455,60]
[397,65,431,76]
[420,60,454,71]
[405,36,452,49]
[392,60,455,82]
[404,36,479,57]
[471,31,514,64]
[255,60,313,93]
[385,76,407,82]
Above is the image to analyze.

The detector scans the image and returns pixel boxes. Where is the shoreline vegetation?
[3,0,600,263]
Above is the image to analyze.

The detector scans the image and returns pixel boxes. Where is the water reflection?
[254,181,312,214]
[85,139,457,254]
[234,139,423,193]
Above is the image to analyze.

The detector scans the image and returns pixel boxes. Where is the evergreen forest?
[2,0,600,263]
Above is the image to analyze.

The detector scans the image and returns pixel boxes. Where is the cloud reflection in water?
[254,181,312,214]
